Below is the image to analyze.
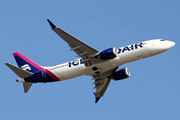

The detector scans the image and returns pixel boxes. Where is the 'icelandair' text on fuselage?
[118,42,144,54]
[69,59,84,67]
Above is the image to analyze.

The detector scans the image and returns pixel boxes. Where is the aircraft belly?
[81,59,118,76]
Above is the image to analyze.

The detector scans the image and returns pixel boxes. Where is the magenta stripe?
[13,52,44,70]
[13,52,60,82]
[45,69,61,81]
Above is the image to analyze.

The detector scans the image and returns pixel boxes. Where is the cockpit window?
[160,39,165,41]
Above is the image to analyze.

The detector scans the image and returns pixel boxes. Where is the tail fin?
[6,52,42,93]
[13,52,43,73]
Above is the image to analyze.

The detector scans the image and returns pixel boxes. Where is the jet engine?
[98,47,118,60]
[112,68,130,81]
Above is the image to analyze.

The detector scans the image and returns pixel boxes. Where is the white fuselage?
[44,39,175,81]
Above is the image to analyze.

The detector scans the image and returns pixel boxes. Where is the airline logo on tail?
[21,64,31,71]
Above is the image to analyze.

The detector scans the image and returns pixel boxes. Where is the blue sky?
[1,0,179,120]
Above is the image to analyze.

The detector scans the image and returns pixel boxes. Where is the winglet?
[47,19,56,29]
[93,92,101,103]
[95,97,101,103]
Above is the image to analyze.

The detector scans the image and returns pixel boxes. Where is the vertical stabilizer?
[13,52,43,73]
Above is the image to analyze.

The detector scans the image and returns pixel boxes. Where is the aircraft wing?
[93,67,118,103]
[47,19,104,67]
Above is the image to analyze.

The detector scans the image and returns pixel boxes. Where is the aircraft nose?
[166,41,175,49]
[150,40,175,55]
[168,41,175,48]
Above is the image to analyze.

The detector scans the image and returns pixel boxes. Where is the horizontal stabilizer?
[23,82,33,93]
[5,63,34,78]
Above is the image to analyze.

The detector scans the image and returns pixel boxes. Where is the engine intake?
[98,47,118,60]
[112,68,130,81]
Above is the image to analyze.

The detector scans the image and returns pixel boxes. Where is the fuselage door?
[137,51,143,59]
[41,69,46,78]
[152,40,156,46]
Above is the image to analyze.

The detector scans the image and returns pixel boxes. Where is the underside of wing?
[93,78,111,103]
[47,19,104,67]
[92,67,118,103]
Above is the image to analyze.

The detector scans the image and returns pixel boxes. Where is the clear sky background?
[0,0,179,120]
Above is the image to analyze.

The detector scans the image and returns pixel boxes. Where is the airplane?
[5,19,175,103]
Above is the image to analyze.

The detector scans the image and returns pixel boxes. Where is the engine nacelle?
[98,47,118,60]
[112,68,130,81]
